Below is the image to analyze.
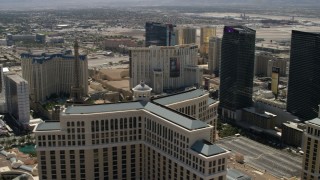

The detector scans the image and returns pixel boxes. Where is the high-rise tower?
[219,26,256,120]
[145,22,176,47]
[287,30,320,120]
[208,36,221,76]
[200,26,216,55]
[175,27,196,45]
[4,74,30,126]
[70,39,83,103]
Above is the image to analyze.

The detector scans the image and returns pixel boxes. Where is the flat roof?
[207,98,216,105]
[144,103,208,130]
[191,140,226,157]
[36,122,61,131]
[243,107,276,118]
[283,122,303,132]
[63,101,209,130]
[153,89,207,105]
[21,53,86,64]
[307,118,320,126]
[224,26,255,34]
[64,101,145,114]
[6,74,27,84]
[292,30,320,36]
[227,169,252,180]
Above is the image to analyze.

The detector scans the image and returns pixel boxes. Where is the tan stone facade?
[302,118,320,180]
[129,45,202,94]
[200,27,217,55]
[34,95,228,180]
[156,90,219,142]
[21,53,88,102]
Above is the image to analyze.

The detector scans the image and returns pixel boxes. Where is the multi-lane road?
[217,136,302,178]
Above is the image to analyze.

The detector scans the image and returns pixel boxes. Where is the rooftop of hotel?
[243,107,277,118]
[153,89,216,105]
[224,26,255,34]
[292,30,320,36]
[227,169,252,180]
[5,74,28,83]
[64,101,145,114]
[191,140,226,157]
[36,89,215,131]
[59,101,208,131]
[21,52,86,64]
[282,121,304,132]
[307,117,320,126]
[36,122,61,131]
[129,44,198,50]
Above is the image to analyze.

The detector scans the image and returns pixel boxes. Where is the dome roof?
[133,81,152,91]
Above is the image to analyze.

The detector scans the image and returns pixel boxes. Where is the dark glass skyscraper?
[219,26,256,120]
[145,22,176,47]
[287,30,320,120]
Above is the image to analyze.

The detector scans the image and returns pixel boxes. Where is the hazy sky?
[0,0,319,10]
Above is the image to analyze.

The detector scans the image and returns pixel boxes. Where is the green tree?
[19,136,26,144]
[5,139,12,146]
[26,134,32,143]
[219,124,239,138]
[29,151,37,158]
[12,137,17,144]
[0,139,5,145]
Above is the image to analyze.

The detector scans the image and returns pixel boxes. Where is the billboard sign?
[170,57,180,77]
[271,67,280,96]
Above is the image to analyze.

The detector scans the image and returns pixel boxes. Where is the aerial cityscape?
[0,0,320,179]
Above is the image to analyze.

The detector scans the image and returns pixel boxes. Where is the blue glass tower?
[145,22,176,47]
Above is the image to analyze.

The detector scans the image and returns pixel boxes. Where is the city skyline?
[0,3,320,180]
[0,0,320,10]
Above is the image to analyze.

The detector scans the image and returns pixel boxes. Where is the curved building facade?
[129,44,202,94]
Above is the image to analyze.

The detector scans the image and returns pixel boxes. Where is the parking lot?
[217,136,302,178]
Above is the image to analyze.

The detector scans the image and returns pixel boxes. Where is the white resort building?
[129,44,203,94]
[34,86,226,180]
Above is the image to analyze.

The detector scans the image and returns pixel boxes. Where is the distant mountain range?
[0,0,319,10]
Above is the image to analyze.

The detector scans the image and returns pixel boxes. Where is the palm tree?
[5,139,12,147]
[12,137,17,145]
[19,136,26,145]
[26,134,32,144]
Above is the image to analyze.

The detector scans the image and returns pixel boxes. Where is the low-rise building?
[242,107,276,129]
[255,52,288,77]
[281,121,305,147]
